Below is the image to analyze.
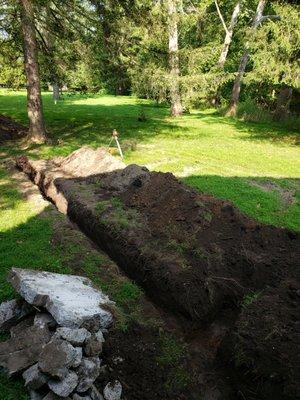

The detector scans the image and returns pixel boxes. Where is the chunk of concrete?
[103,381,122,400]
[76,357,101,393]
[0,299,32,331]
[39,338,77,379]
[72,347,83,368]
[56,327,91,346]
[84,330,104,357]
[48,370,78,397]
[0,325,51,375]
[23,363,48,390]
[10,268,114,329]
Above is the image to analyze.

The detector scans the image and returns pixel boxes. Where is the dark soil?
[16,150,300,399]
[0,115,27,143]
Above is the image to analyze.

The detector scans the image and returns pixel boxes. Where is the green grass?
[0,89,299,230]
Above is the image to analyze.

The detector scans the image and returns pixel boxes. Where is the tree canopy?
[0,0,299,122]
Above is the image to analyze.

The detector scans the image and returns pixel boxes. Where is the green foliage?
[242,292,262,308]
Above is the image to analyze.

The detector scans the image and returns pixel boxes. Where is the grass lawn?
[0,90,299,398]
[1,89,299,230]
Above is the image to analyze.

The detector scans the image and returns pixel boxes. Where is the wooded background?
[0,0,299,141]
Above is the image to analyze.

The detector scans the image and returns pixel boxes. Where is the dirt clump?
[0,115,28,142]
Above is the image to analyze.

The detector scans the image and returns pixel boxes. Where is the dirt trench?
[16,149,300,400]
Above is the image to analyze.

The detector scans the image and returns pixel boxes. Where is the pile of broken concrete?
[0,268,122,400]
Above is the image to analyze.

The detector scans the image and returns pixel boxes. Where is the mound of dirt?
[16,148,300,399]
[0,115,28,142]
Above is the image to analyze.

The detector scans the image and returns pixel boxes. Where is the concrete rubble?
[0,268,123,400]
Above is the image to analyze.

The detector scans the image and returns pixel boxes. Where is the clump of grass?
[96,197,142,230]
[241,291,262,308]
[158,333,190,392]
[95,200,111,215]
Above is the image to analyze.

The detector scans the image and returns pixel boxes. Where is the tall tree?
[215,0,241,68]
[227,0,267,116]
[19,0,46,142]
[168,0,183,117]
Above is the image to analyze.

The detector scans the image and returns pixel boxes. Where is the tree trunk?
[168,0,183,117]
[227,0,267,117]
[273,86,293,121]
[218,1,241,68]
[52,80,60,104]
[19,0,46,142]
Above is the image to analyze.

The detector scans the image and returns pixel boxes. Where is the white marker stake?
[114,136,124,159]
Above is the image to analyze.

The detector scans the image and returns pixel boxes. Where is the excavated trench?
[16,148,300,400]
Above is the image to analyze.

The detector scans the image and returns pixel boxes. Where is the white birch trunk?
[168,0,183,117]
[227,0,267,116]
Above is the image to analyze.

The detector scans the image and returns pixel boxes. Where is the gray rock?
[10,268,114,329]
[89,385,104,400]
[48,370,78,397]
[39,338,77,379]
[76,357,101,393]
[34,313,57,329]
[56,327,91,346]
[0,325,51,375]
[72,347,83,368]
[23,363,48,390]
[0,299,32,332]
[103,381,122,400]
[84,330,104,357]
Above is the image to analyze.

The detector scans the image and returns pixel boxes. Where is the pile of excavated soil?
[16,148,300,399]
[0,115,28,142]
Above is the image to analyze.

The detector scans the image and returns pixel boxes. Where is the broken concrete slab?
[48,370,79,397]
[56,327,91,346]
[10,268,114,329]
[103,381,122,400]
[23,363,48,390]
[0,299,32,332]
[76,357,101,393]
[39,338,77,379]
[0,325,51,375]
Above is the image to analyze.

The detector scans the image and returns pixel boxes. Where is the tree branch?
[214,0,229,35]
[259,15,281,24]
